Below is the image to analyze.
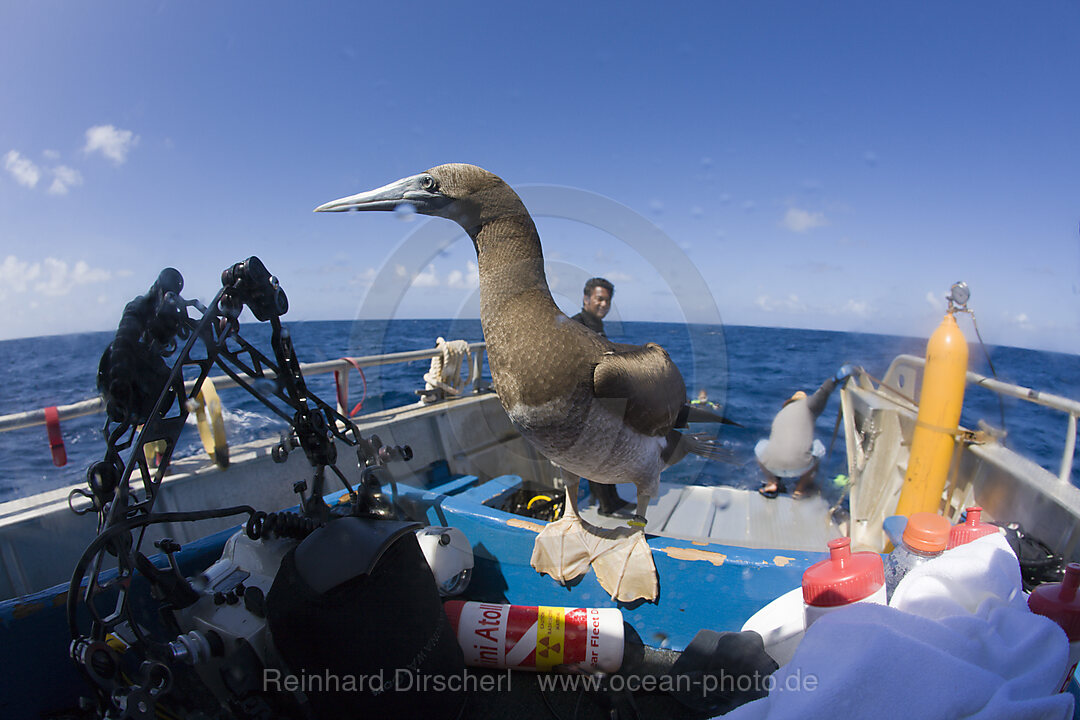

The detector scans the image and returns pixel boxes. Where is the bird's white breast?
[506,398,665,496]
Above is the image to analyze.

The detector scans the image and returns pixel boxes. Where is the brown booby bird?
[315,164,733,602]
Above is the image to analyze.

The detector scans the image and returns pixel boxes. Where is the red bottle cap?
[947,506,999,549]
[902,512,950,553]
[1029,564,1080,641]
[803,537,885,607]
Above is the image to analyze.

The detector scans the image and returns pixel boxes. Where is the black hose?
[246,510,323,540]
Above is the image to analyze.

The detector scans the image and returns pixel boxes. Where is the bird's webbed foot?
[530,514,594,584]
[591,530,658,602]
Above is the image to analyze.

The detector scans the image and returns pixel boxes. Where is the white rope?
[420,337,472,403]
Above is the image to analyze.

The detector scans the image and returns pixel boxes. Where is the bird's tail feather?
[663,429,736,466]
[676,404,743,428]
[683,432,736,462]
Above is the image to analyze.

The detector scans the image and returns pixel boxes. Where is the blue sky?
[1,2,1078,352]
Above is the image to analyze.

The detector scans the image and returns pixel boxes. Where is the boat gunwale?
[0,341,490,433]
[883,353,1080,482]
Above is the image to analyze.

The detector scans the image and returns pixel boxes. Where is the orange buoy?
[894,311,969,517]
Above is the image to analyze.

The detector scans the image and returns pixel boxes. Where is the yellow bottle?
[894,311,968,517]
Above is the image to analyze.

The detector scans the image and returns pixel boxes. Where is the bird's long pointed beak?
[314,174,427,213]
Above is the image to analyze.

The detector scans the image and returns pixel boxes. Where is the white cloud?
[351,268,378,286]
[4,150,41,188]
[603,270,633,285]
[34,259,68,296]
[84,124,139,164]
[36,258,110,295]
[412,264,439,287]
[446,261,479,289]
[782,208,828,233]
[5,151,84,195]
[925,290,945,312]
[0,255,42,296]
[840,299,872,317]
[72,260,111,284]
[0,255,117,300]
[755,293,806,313]
[1005,311,1033,330]
[48,165,83,195]
[43,149,61,160]
[374,261,482,290]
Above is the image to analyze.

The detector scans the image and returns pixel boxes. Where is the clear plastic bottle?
[883,512,950,600]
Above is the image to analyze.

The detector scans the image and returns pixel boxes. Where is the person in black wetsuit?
[571,277,613,337]
[569,277,633,517]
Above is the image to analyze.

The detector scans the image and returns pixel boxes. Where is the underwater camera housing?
[69,258,467,720]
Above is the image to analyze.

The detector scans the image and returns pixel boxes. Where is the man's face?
[583,286,612,319]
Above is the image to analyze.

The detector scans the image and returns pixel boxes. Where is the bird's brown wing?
[592,343,686,437]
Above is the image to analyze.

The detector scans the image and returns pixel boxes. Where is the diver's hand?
[834,364,859,383]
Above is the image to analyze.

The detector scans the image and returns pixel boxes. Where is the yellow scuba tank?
[894,310,969,517]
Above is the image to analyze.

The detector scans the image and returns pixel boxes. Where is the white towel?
[722,534,1073,720]
[889,532,1022,620]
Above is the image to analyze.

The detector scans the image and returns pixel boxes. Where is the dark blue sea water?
[2,320,1079,504]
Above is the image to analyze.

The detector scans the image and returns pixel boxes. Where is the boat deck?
[579,482,840,551]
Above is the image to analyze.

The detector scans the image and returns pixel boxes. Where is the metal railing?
[0,342,488,434]
[883,353,1080,483]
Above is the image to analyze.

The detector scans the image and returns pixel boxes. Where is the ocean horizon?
[2,320,1078,504]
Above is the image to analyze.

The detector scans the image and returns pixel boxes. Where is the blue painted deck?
[0,474,820,716]
[400,474,822,651]
[8,474,1074,717]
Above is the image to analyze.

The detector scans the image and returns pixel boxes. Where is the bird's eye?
[420,175,436,191]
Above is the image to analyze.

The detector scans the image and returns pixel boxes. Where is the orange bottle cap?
[902,512,950,553]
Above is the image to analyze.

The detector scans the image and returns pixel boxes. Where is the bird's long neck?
[473,214,561,328]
